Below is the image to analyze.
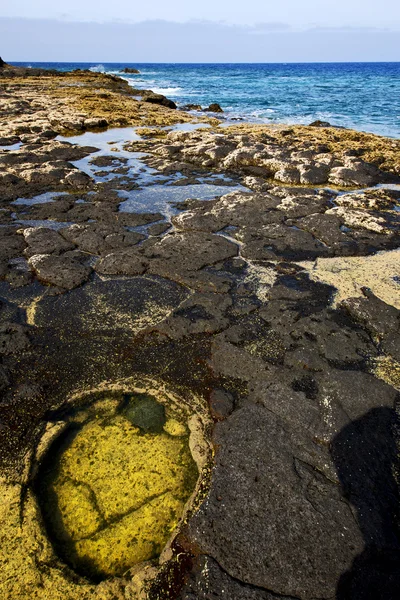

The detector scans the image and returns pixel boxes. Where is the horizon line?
[9,60,400,65]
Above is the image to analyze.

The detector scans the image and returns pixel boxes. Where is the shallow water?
[56,128,249,217]
[14,219,74,230]
[58,127,141,151]
[0,142,23,151]
[118,182,247,216]
[59,128,179,184]
[12,191,67,206]
[35,389,200,581]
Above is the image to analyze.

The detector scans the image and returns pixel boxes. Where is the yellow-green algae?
[369,355,400,391]
[37,392,199,581]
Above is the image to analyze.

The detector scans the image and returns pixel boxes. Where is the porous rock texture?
[0,68,399,600]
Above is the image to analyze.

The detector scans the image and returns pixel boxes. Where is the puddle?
[166,123,212,133]
[0,142,22,151]
[119,183,248,217]
[35,382,210,582]
[58,128,142,152]
[55,128,249,218]
[15,219,73,230]
[58,128,175,188]
[12,191,67,206]
[334,183,400,197]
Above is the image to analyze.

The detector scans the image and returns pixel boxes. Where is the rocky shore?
[0,64,400,600]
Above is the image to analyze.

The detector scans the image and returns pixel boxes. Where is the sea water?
[11,62,400,138]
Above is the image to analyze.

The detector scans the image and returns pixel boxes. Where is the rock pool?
[35,389,203,581]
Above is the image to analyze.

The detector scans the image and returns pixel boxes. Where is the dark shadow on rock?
[331,405,400,599]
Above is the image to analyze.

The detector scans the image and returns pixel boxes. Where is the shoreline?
[6,60,400,139]
[1,66,400,599]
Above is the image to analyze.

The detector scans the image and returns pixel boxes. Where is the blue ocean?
[12,62,400,138]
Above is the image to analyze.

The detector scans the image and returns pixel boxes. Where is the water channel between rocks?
[57,126,249,221]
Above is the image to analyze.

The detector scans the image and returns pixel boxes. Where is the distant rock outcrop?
[121,67,140,74]
[181,104,203,111]
[309,120,332,127]
[0,57,8,69]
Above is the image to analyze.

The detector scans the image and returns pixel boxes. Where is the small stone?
[63,170,92,189]
[209,389,235,421]
[123,394,166,433]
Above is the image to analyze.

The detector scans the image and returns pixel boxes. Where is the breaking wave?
[89,64,106,73]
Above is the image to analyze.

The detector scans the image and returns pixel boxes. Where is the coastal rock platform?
[0,66,399,599]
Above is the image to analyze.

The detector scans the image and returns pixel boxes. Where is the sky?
[1,0,399,62]
[2,0,399,29]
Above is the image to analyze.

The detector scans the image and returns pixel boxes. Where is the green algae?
[36,392,199,581]
[123,393,166,433]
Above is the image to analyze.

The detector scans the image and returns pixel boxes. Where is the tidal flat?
[0,63,400,599]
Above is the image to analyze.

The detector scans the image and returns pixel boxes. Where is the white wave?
[151,87,182,96]
[89,64,106,73]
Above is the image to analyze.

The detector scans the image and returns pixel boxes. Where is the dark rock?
[147,222,171,236]
[0,365,10,392]
[61,223,116,255]
[181,104,202,111]
[341,289,400,362]
[122,393,166,433]
[309,120,332,127]
[89,155,128,168]
[205,103,224,113]
[188,404,364,599]
[144,93,177,110]
[179,555,285,600]
[0,229,26,261]
[28,276,188,334]
[0,323,30,355]
[23,227,75,257]
[209,338,274,382]
[117,212,164,227]
[221,314,286,365]
[0,135,20,146]
[121,67,140,74]
[145,231,238,277]
[104,230,145,249]
[63,170,93,189]
[28,254,92,290]
[95,248,148,276]
[152,292,231,339]
[248,380,320,435]
[318,369,399,424]
[209,388,235,421]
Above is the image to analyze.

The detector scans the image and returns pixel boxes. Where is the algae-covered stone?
[37,395,199,580]
[123,393,166,433]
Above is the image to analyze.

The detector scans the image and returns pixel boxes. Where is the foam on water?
[89,64,106,73]
[150,87,182,96]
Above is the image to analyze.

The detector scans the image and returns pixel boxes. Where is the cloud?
[1,17,399,62]
[251,22,292,32]
[308,25,395,32]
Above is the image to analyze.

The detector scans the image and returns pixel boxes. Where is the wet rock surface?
[0,70,399,600]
